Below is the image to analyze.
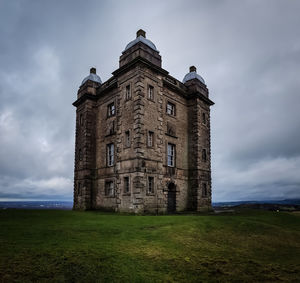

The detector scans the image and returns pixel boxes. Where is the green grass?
[0,210,299,282]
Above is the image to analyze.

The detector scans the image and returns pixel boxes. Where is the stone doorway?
[167,182,176,213]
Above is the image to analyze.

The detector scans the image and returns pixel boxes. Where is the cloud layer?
[0,0,299,201]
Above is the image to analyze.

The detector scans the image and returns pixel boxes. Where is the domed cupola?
[183,66,205,85]
[81,67,102,86]
[119,30,162,68]
[124,29,158,52]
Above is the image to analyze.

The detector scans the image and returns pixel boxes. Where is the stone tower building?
[73,30,214,213]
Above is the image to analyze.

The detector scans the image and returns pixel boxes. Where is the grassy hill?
[0,210,299,282]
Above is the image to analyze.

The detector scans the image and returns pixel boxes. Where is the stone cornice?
[188,92,215,106]
[112,56,169,77]
[72,93,97,107]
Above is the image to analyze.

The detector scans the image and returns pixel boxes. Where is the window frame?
[148,85,154,101]
[202,148,207,162]
[107,102,115,117]
[166,101,176,116]
[125,84,131,101]
[167,143,176,167]
[202,112,207,125]
[105,180,115,197]
[123,176,130,194]
[125,130,131,148]
[107,143,114,166]
[147,176,154,194]
[147,131,154,147]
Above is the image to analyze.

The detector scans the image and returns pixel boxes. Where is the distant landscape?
[0,201,73,210]
[0,199,299,211]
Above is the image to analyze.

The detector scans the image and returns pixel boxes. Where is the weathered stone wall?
[73,98,97,210]
[188,95,212,211]
[73,38,213,213]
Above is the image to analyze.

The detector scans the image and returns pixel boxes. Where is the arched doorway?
[167,182,176,213]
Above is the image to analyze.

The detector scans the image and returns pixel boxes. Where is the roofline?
[73,56,214,107]
[112,56,168,77]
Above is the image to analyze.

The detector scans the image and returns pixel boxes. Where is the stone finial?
[90,67,96,74]
[190,66,197,72]
[136,29,146,38]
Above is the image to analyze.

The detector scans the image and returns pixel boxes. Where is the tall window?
[148,85,154,100]
[147,131,154,147]
[105,181,114,196]
[124,177,130,194]
[167,143,175,167]
[125,85,131,100]
[79,114,83,126]
[107,102,115,117]
[107,143,114,166]
[109,121,115,135]
[202,183,208,197]
[202,149,207,162]
[148,177,154,193]
[79,149,83,161]
[202,112,207,124]
[125,130,130,147]
[167,102,175,116]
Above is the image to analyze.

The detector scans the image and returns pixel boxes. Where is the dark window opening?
[167,122,176,137]
[124,177,130,193]
[202,149,207,162]
[125,130,130,147]
[148,177,154,193]
[202,183,208,197]
[79,114,83,126]
[202,113,207,124]
[109,121,115,135]
[126,85,131,100]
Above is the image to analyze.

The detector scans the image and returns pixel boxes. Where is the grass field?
[0,209,299,282]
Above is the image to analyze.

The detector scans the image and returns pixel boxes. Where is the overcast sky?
[0,0,299,202]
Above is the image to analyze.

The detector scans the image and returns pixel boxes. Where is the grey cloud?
[0,0,300,201]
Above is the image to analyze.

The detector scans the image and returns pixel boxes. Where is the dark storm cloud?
[0,0,299,201]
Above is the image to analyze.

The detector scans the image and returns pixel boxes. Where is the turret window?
[202,183,208,197]
[125,85,131,100]
[202,149,207,162]
[202,113,207,124]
